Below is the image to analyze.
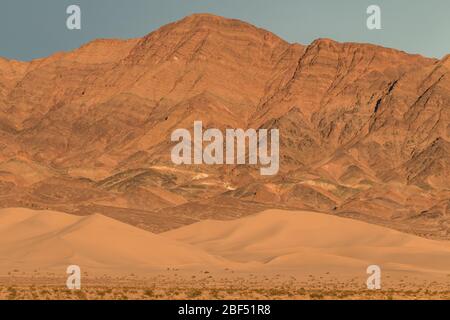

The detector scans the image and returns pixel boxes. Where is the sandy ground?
[0,208,449,300]
[1,272,449,300]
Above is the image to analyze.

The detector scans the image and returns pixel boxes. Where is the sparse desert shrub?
[186,288,202,298]
[143,289,154,297]
[309,292,324,300]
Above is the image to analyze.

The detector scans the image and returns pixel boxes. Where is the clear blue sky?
[1,0,449,61]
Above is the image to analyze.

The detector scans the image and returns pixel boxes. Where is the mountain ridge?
[0,14,448,239]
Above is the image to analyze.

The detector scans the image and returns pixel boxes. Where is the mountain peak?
[140,13,288,46]
[126,13,291,66]
[180,13,238,23]
[177,13,265,29]
[441,54,450,68]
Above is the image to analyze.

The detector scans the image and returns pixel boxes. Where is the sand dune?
[1,208,450,278]
[0,208,223,274]
[163,209,450,276]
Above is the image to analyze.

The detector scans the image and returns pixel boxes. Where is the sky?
[1,0,449,61]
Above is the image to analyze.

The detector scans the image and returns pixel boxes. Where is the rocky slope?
[0,14,448,239]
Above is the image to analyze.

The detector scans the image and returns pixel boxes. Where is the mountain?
[0,14,449,239]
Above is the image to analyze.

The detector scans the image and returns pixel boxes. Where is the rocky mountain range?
[0,14,449,239]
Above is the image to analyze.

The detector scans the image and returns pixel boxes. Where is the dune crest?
[163,209,450,275]
[0,208,224,274]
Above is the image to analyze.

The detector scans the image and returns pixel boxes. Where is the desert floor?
[1,272,450,300]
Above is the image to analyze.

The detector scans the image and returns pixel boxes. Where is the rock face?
[0,14,449,238]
